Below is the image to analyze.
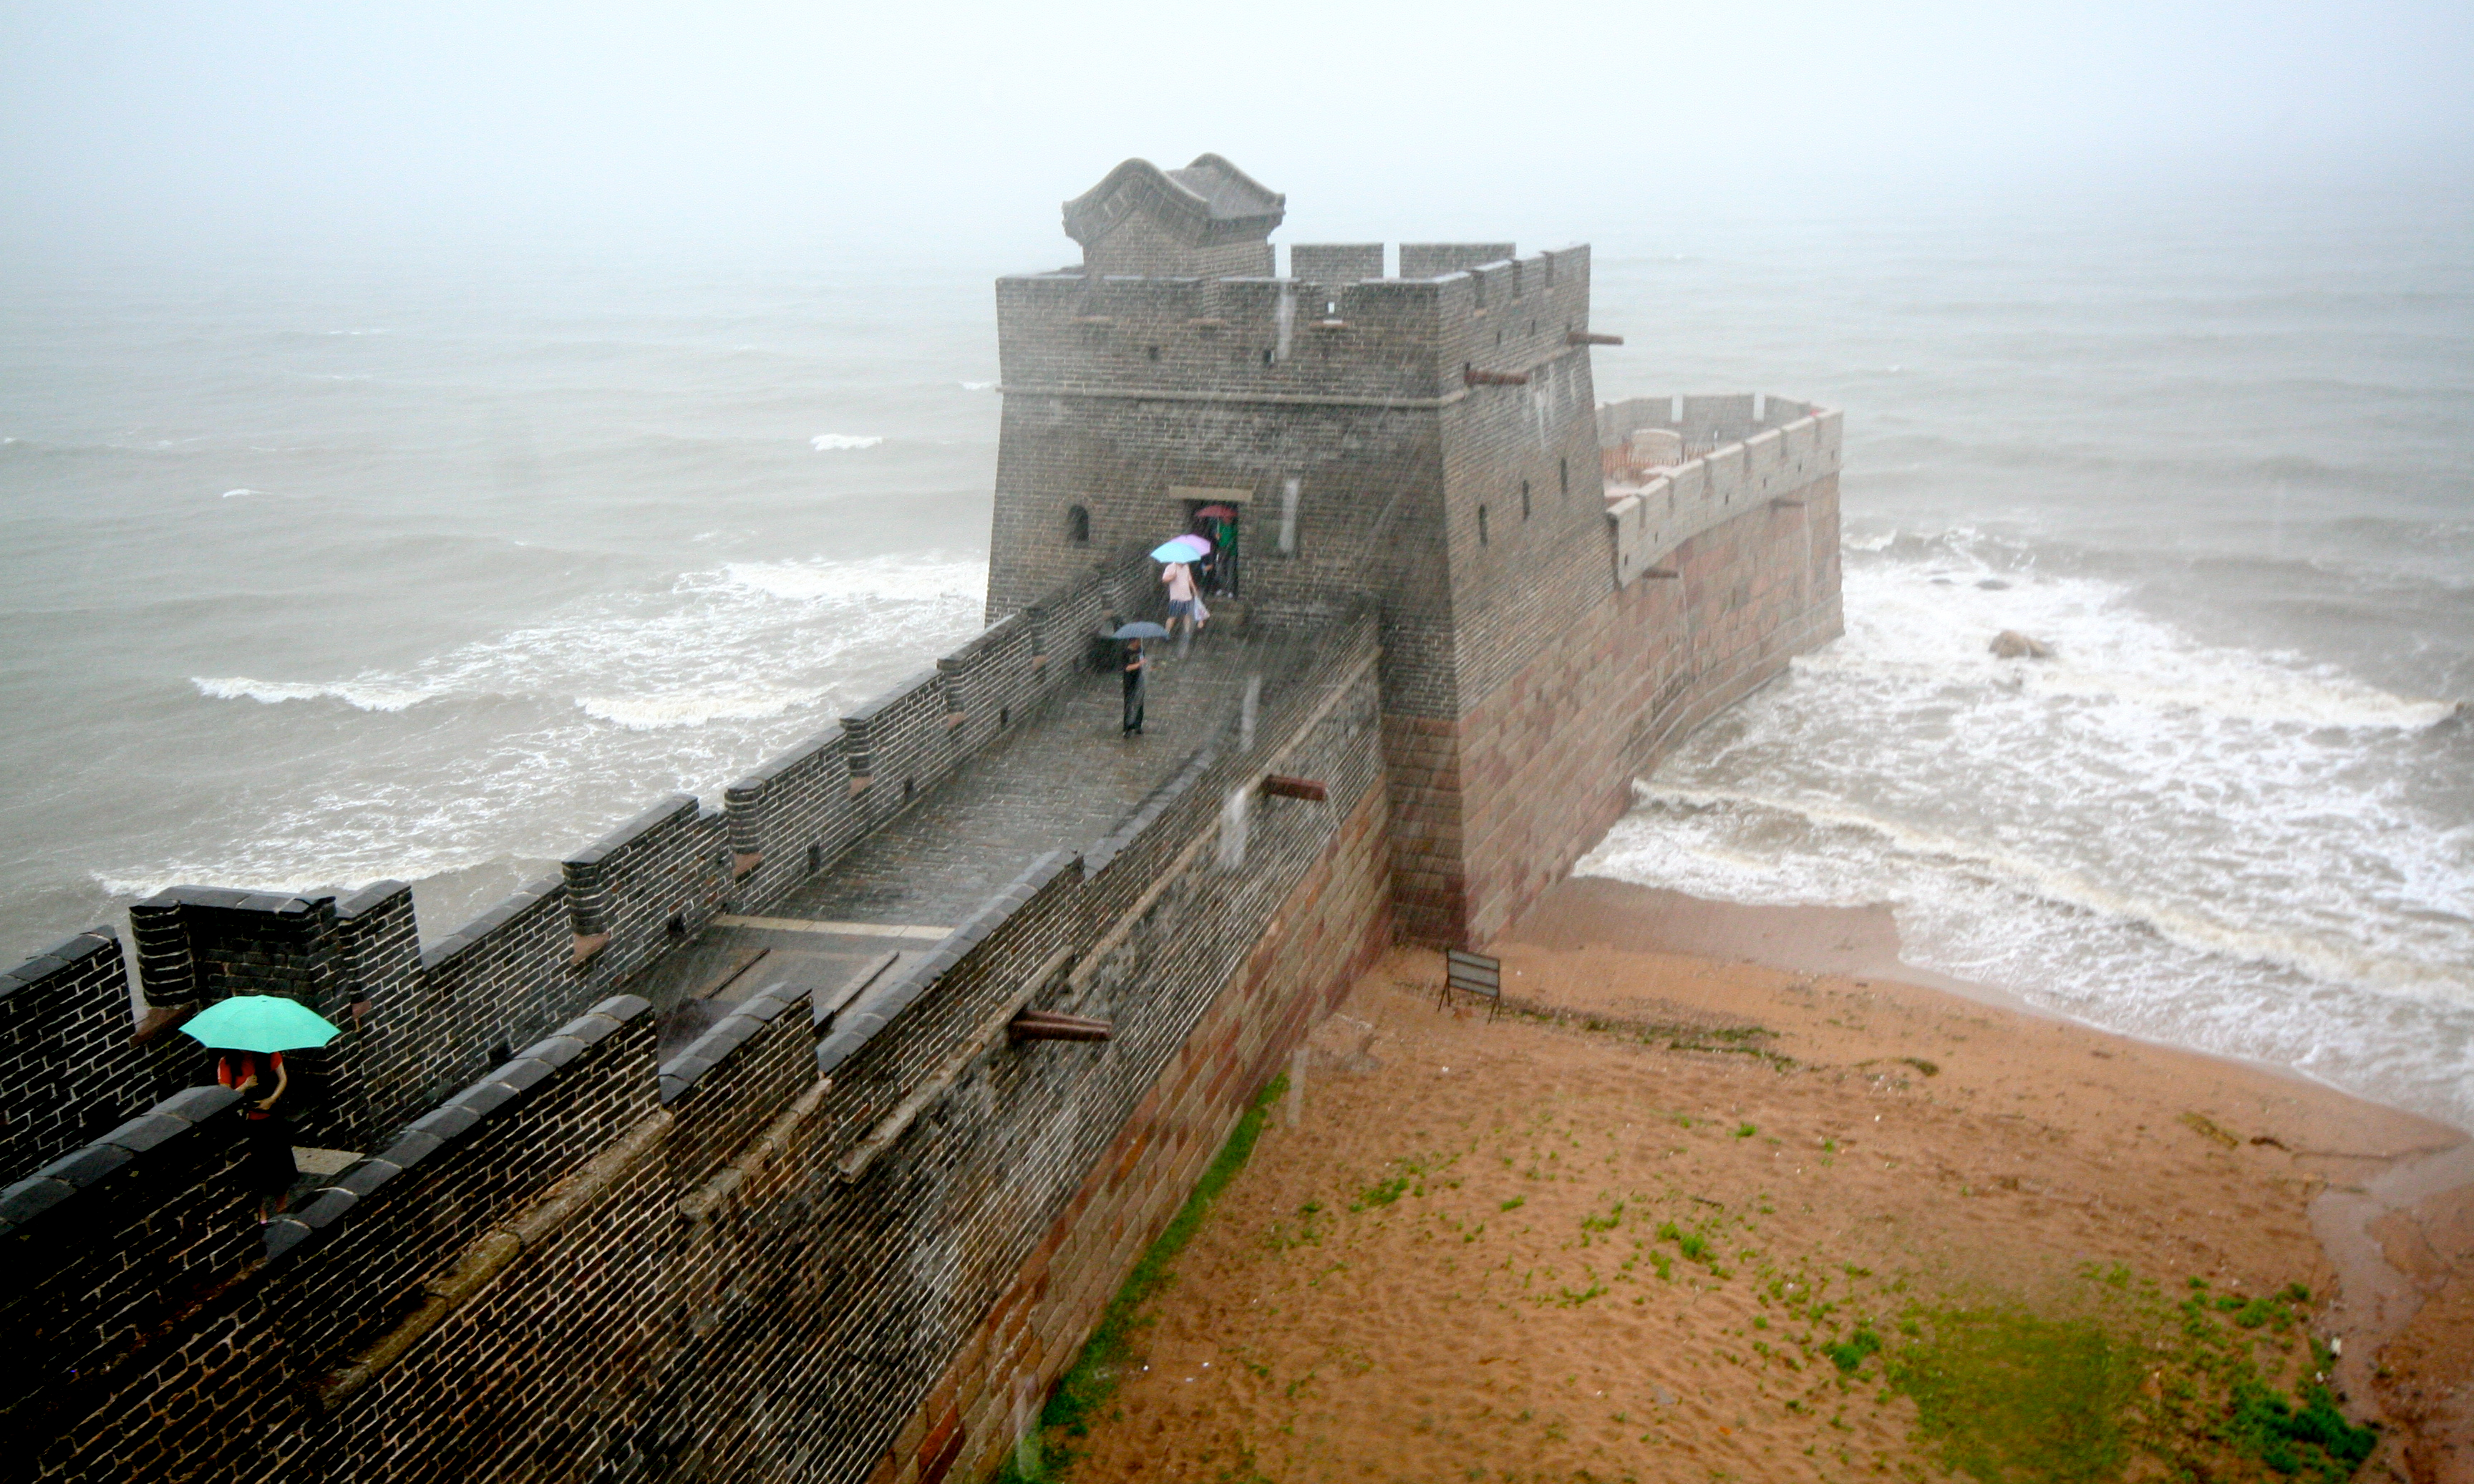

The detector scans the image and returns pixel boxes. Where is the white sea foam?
[1587,535,2474,1130]
[577,685,828,730]
[811,433,883,451]
[220,489,266,499]
[959,381,994,392]
[1616,781,2473,1007]
[1796,555,2455,729]
[722,553,986,604]
[191,676,435,712]
[130,549,999,936]
[190,553,985,724]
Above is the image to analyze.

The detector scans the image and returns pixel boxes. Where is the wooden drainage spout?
[1462,367,1531,387]
[1009,1009,1114,1043]
[1566,331,1624,346]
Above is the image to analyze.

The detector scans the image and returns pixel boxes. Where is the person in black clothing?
[1122,639,1146,735]
[218,1050,297,1223]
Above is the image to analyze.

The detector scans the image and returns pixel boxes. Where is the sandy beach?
[1043,880,2473,1483]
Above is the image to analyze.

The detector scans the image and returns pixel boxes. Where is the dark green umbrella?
[179,994,343,1054]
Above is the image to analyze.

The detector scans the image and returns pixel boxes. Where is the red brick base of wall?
[868,780,1394,1484]
[1387,476,1843,946]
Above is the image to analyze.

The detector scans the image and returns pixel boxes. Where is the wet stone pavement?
[635,631,1307,1049]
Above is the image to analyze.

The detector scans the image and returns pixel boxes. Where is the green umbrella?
[179,994,343,1054]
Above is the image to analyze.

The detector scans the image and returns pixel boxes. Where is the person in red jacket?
[218,1051,297,1223]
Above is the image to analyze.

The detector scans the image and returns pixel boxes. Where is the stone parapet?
[1606,404,1843,586]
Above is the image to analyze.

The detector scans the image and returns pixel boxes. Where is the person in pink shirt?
[1162,560,1200,640]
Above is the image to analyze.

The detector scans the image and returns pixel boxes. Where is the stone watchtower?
[986,155,1841,945]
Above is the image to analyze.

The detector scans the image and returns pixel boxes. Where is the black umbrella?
[1112,621,1170,639]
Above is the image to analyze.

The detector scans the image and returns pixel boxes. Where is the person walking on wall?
[218,1049,296,1223]
[1162,560,1200,649]
[1122,637,1147,736]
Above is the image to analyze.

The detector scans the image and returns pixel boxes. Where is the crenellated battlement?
[1599,397,1845,586]
[995,245,1595,409]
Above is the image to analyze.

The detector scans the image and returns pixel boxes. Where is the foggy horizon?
[6,1,2470,266]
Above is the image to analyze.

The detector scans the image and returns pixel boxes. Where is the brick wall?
[1394,457,1843,945]
[2,609,1396,1483]
[0,930,152,1177]
[875,747,1394,1484]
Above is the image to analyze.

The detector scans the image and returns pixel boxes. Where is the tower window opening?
[1558,457,1569,495]
[1262,347,1275,366]
[807,843,823,875]
[1324,301,1337,315]
[1520,480,1531,520]
[1478,505,1490,546]
[1145,344,1160,362]
[1067,505,1090,544]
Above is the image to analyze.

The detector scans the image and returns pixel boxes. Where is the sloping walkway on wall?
[634,631,1303,1022]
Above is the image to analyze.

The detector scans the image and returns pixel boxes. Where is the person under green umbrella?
[182,995,342,1222]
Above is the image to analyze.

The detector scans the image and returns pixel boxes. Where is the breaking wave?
[1586,531,2474,1130]
[192,676,435,712]
[811,433,883,451]
[576,685,828,730]
[156,551,993,918]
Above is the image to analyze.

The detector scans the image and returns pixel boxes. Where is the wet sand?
[1053,881,2473,1483]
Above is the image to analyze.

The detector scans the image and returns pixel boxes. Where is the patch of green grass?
[2226,1372,2377,1479]
[1500,1196,1525,1211]
[1351,1173,1412,1211]
[1891,1305,2135,1483]
[1884,1271,2378,1484]
[997,1074,1286,1483]
[1654,1220,1711,1264]
[1825,1326,1883,1374]
[1733,1122,1757,1139]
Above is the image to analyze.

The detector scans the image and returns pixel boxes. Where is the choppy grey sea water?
[2,182,2468,1128]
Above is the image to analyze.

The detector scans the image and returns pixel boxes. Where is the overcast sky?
[4,1,2469,262]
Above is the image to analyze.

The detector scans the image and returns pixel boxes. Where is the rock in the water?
[1989,629,2055,659]
[1976,578,2011,590]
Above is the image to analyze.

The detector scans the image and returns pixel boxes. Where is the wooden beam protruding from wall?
[1009,1010,1113,1043]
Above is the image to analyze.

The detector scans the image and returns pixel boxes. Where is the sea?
[3,177,2468,1131]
